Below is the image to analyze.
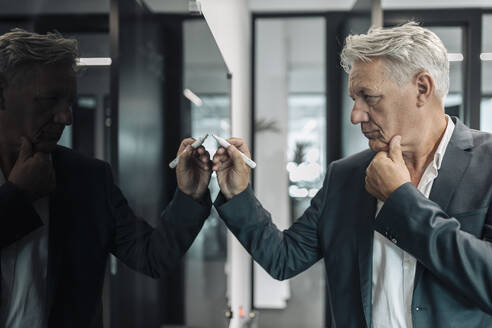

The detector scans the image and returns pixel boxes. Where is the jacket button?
[415,307,420,311]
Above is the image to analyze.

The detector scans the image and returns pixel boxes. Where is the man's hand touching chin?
[365,135,411,201]
[8,136,56,201]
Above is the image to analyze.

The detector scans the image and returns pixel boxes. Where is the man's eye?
[364,95,380,103]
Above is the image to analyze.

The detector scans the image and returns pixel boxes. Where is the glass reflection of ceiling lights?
[183,88,203,106]
[77,57,112,66]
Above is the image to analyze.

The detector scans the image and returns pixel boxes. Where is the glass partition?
[0,1,231,327]
[341,16,372,157]
[254,16,326,328]
[183,18,231,328]
[426,26,464,118]
[0,1,112,326]
[113,1,231,327]
[482,14,492,133]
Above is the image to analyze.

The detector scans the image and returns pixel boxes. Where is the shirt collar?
[432,114,455,172]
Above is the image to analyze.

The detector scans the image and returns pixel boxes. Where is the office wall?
[200,1,253,328]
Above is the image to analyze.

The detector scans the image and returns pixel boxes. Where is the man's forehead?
[349,72,378,92]
[348,61,385,92]
[31,65,76,93]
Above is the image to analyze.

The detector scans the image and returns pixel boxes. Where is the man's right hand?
[8,137,56,201]
[212,138,251,200]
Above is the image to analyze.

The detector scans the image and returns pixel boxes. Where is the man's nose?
[350,102,369,125]
[53,104,73,126]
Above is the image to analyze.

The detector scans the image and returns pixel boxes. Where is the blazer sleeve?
[0,181,43,248]
[105,163,212,278]
[214,168,330,281]
[375,182,492,314]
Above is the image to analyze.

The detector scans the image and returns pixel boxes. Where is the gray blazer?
[215,117,492,328]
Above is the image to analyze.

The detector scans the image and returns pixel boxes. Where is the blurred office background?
[0,0,491,327]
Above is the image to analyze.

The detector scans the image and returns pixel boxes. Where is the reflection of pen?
[212,134,256,169]
[169,134,209,169]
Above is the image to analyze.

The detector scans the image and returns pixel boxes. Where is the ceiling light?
[447,53,463,62]
[77,57,112,66]
[480,53,492,61]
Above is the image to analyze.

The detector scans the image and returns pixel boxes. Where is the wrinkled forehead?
[348,59,389,93]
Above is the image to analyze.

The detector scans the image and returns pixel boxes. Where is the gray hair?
[340,21,449,100]
[0,28,78,83]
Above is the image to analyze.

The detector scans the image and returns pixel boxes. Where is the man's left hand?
[176,138,212,201]
[365,135,411,201]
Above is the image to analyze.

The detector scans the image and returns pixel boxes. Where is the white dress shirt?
[371,116,455,328]
[0,169,50,328]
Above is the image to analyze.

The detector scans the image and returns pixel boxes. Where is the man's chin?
[368,139,388,153]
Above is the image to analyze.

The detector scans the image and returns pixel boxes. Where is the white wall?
[254,19,291,309]
[183,19,229,94]
[200,1,253,328]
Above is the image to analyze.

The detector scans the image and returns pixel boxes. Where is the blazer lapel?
[358,156,377,328]
[414,117,473,291]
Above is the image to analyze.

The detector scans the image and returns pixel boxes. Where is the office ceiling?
[0,0,109,15]
[248,0,356,12]
[382,0,492,9]
[249,0,492,12]
[0,0,491,15]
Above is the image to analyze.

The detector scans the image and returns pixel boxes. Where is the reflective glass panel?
[482,14,492,132]
[254,17,326,328]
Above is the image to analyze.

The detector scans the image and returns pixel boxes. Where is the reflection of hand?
[212,138,251,200]
[176,137,212,201]
[365,135,411,201]
[8,137,56,201]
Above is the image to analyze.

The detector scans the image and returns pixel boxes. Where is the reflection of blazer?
[216,117,492,327]
[0,146,211,327]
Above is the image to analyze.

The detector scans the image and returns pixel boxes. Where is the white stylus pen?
[169,133,209,169]
[212,134,256,169]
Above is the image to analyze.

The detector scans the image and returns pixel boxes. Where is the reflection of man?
[213,22,492,327]
[0,29,212,327]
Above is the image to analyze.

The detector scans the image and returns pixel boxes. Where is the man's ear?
[415,72,434,107]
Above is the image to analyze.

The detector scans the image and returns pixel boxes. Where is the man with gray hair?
[0,29,213,327]
[212,22,492,327]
